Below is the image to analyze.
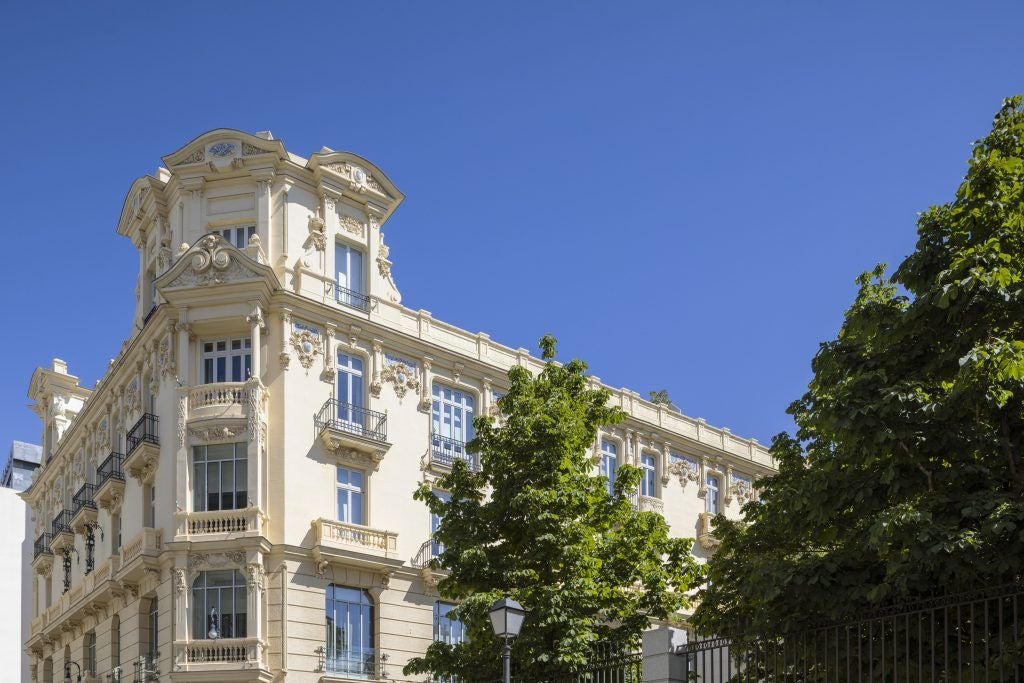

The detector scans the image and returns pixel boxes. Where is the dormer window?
[212,225,256,249]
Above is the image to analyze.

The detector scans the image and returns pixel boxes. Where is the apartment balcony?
[32,533,53,575]
[427,433,479,473]
[412,538,446,588]
[123,412,159,484]
[117,527,163,582]
[173,637,266,675]
[697,511,720,552]
[70,482,98,533]
[626,490,665,515]
[325,281,372,313]
[50,510,74,554]
[174,506,267,541]
[188,382,249,422]
[315,399,390,470]
[95,451,126,511]
[311,518,398,569]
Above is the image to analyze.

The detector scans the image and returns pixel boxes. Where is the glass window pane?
[351,492,364,526]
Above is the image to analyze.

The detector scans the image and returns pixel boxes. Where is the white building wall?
[1,487,32,682]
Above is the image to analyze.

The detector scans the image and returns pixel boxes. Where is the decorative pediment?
[157,234,274,291]
[161,129,286,169]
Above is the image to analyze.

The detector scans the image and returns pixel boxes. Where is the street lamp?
[488,597,526,683]
[63,661,81,683]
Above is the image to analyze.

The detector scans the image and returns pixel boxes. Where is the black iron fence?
[72,482,97,516]
[315,399,388,443]
[680,583,1024,681]
[33,533,52,559]
[97,451,125,487]
[127,413,159,453]
[324,281,373,312]
[52,509,73,537]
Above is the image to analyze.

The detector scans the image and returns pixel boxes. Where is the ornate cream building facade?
[21,130,776,683]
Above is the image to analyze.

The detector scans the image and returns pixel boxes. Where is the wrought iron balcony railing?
[127,413,159,453]
[430,434,479,471]
[97,452,125,487]
[315,399,388,443]
[324,281,372,312]
[34,533,53,559]
[52,510,73,537]
[72,483,98,517]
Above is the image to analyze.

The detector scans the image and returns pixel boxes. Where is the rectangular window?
[434,601,466,645]
[431,384,475,469]
[201,337,252,384]
[600,440,618,496]
[430,490,451,558]
[335,243,365,308]
[193,443,248,512]
[336,467,365,526]
[640,454,657,497]
[149,597,159,660]
[111,513,121,554]
[84,631,96,675]
[325,585,374,676]
[192,570,247,640]
[111,616,120,669]
[211,225,256,249]
[336,353,365,427]
[706,474,720,514]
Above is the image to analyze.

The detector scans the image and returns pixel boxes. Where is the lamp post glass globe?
[488,597,526,639]
[64,661,82,683]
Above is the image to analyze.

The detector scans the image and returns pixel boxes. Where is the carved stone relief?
[289,324,322,370]
[381,355,419,399]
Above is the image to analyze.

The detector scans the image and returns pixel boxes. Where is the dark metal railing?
[317,646,383,678]
[52,510,73,537]
[324,281,372,312]
[127,413,159,453]
[33,533,53,559]
[72,483,98,517]
[315,399,388,443]
[143,305,158,325]
[430,433,479,471]
[97,452,125,487]
[680,583,1024,681]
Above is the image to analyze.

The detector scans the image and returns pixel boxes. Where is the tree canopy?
[404,335,699,680]
[695,96,1024,636]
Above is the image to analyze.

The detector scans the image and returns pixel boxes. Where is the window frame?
[210,225,256,249]
[192,442,249,513]
[191,570,248,640]
[433,601,467,645]
[600,438,619,496]
[336,466,366,526]
[201,336,252,384]
[325,584,375,676]
[640,453,657,498]
[706,473,721,514]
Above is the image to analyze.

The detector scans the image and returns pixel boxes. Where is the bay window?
[192,570,247,640]
[202,337,252,384]
[193,443,248,512]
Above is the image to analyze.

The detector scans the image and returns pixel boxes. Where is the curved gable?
[161,128,287,168]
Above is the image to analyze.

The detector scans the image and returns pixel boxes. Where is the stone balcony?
[117,527,163,582]
[172,637,267,675]
[188,382,249,422]
[697,511,720,551]
[174,506,267,541]
[27,554,119,656]
[311,518,398,568]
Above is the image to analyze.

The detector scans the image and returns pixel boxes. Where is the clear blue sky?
[1,2,1021,448]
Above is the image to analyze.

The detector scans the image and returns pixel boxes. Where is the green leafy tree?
[649,389,672,405]
[695,96,1024,636]
[404,336,699,681]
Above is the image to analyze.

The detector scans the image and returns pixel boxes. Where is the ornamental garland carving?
[189,424,246,443]
[381,355,419,399]
[157,334,175,378]
[242,141,268,156]
[308,212,326,251]
[339,214,364,237]
[179,148,205,165]
[669,456,700,488]
[289,324,322,370]
[125,379,141,415]
[730,475,754,505]
[188,551,245,571]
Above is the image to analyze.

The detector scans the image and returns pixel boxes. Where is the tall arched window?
[431,385,475,469]
[192,570,247,640]
[111,614,120,671]
[325,585,374,676]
